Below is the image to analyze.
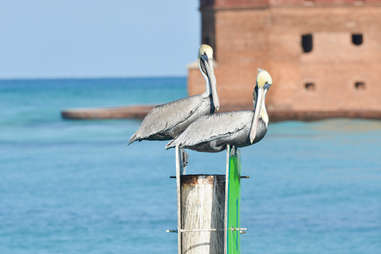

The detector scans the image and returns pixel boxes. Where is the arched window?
[352,34,363,46]
[305,82,315,91]
[301,34,313,53]
[354,81,366,90]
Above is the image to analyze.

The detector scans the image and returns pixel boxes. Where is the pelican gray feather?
[166,69,272,152]
[129,44,219,144]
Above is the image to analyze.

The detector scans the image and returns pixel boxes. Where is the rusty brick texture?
[189,1,381,113]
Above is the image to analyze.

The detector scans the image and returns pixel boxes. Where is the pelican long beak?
[200,54,220,111]
[200,54,209,76]
[249,86,265,143]
[209,61,220,111]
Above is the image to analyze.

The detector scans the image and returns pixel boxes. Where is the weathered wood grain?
[181,175,225,254]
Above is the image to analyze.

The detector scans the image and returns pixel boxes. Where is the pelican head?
[256,68,272,90]
[199,44,213,76]
[249,69,272,143]
[199,44,220,111]
[199,44,213,61]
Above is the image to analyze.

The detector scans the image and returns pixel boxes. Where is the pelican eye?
[264,82,272,89]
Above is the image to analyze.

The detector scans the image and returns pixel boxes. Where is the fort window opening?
[354,81,366,90]
[305,82,315,91]
[352,33,363,46]
[301,34,313,53]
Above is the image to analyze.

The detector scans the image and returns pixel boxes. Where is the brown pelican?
[166,69,272,152]
[129,44,220,144]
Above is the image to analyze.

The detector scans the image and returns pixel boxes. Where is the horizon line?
[0,74,187,81]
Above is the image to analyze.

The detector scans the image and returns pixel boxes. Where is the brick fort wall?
[188,0,381,113]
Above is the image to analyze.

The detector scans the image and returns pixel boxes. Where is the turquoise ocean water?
[0,77,380,253]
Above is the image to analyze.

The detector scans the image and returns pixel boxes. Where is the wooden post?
[171,147,245,253]
[175,146,183,254]
[180,174,225,254]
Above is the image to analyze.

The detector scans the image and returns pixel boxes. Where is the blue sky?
[0,0,199,78]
